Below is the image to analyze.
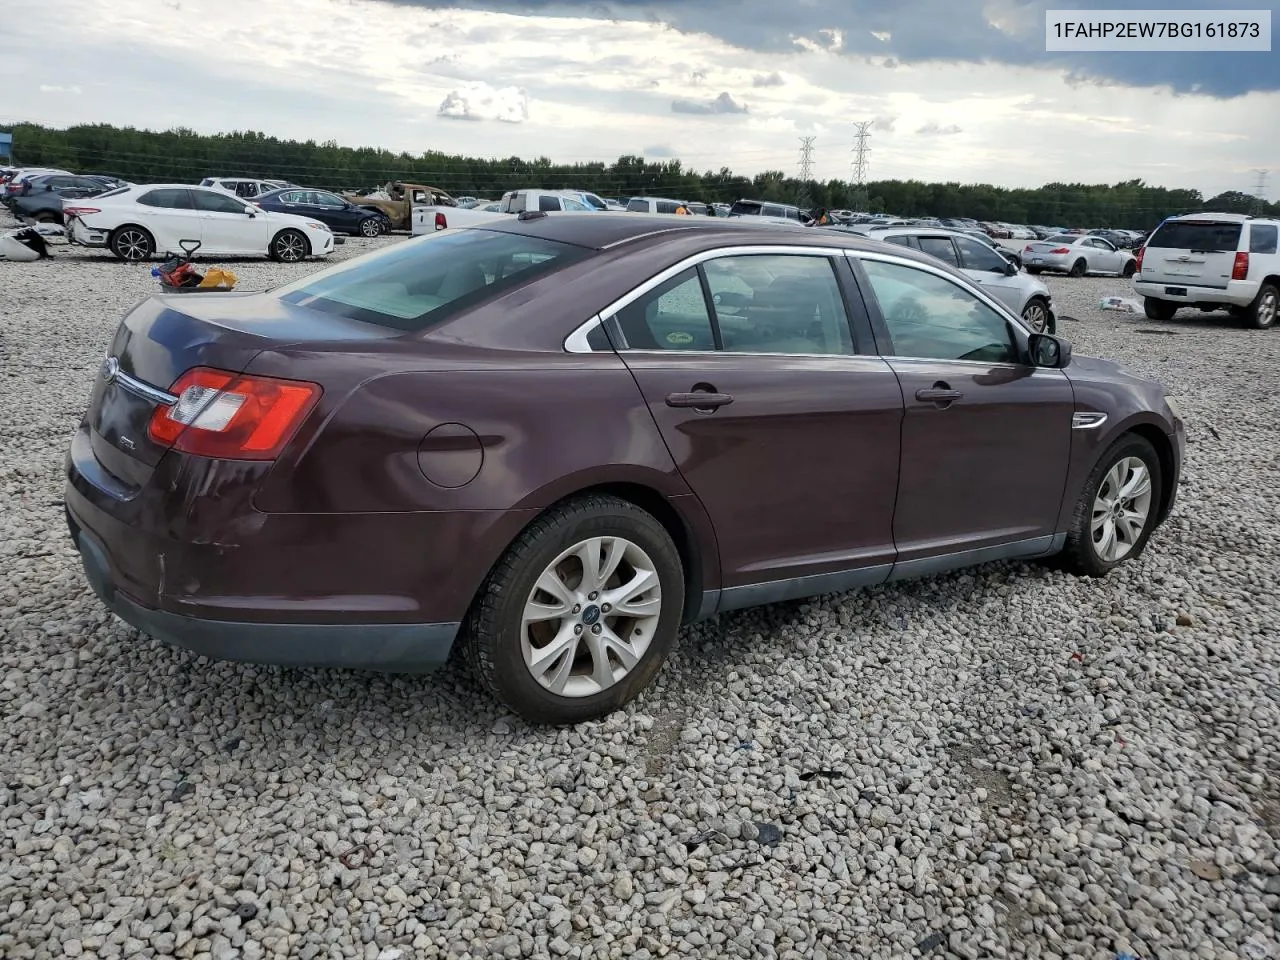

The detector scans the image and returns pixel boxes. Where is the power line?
[850,120,873,212]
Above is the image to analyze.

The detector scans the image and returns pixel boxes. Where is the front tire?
[1069,258,1087,278]
[1246,282,1278,329]
[1021,297,1052,334]
[1059,434,1162,577]
[1025,266,1042,275]
[1144,297,1177,322]
[1122,260,1137,278]
[109,225,155,262]
[466,495,685,725]
[270,228,309,262]
[359,217,382,238]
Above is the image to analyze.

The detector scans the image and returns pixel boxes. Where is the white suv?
[1133,213,1279,329]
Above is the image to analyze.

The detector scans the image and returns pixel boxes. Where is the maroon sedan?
[65,213,1185,724]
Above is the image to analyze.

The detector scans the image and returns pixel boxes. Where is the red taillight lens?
[1049,247,1070,254]
[1232,251,1249,281]
[1024,245,1034,253]
[148,367,321,461]
[1134,246,1145,272]
[62,206,101,217]
[434,211,447,230]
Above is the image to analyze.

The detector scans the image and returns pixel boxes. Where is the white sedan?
[63,184,335,262]
[1021,233,1136,278]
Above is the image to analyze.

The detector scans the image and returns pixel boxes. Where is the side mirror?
[1029,333,1072,369]
[1004,258,1019,275]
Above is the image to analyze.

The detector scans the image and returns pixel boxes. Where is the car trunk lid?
[1139,219,1243,289]
[85,291,403,490]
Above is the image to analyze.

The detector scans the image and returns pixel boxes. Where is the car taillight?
[1049,247,1070,254]
[1134,246,1145,272]
[434,211,447,230]
[1232,251,1249,281]
[62,206,101,217]
[148,367,321,461]
[1024,245,1034,253]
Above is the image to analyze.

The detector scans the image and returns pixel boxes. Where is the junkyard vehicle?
[342,182,460,232]
[200,177,296,200]
[65,184,335,262]
[1022,233,1137,278]
[66,213,1183,725]
[12,175,107,224]
[1132,213,1279,328]
[253,188,391,237]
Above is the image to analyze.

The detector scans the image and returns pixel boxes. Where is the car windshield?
[1147,220,1243,252]
[274,228,589,332]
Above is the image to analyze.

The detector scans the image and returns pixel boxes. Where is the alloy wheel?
[276,233,307,262]
[116,229,150,261]
[520,536,662,698]
[1258,288,1278,328]
[1022,300,1049,332]
[1091,456,1153,562]
[360,218,381,238]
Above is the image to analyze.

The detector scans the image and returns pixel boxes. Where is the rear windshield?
[1045,235,1077,244]
[1147,220,1243,252]
[730,200,764,216]
[274,229,588,332]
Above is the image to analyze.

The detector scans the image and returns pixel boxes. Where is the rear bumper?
[1132,277,1260,307]
[67,506,461,672]
[68,218,109,248]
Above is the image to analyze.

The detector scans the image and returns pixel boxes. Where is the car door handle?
[666,392,733,409]
[916,386,963,403]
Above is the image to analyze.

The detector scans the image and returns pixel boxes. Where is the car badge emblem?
[118,436,136,450]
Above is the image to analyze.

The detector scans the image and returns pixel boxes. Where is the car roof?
[468,211,947,265]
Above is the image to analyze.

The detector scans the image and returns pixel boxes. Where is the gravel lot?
[2,213,1278,960]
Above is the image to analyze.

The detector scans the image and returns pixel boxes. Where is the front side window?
[954,235,1009,272]
[916,236,959,267]
[860,258,1019,364]
[137,188,194,209]
[612,269,716,350]
[274,230,588,332]
[193,190,251,214]
[562,197,590,211]
[702,254,853,355]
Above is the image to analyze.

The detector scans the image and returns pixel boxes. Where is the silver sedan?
[1022,234,1137,278]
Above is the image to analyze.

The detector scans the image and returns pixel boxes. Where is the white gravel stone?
[1,213,1278,959]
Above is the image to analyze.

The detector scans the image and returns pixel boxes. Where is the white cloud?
[38,84,82,94]
[916,121,962,136]
[437,82,529,123]
[0,0,1274,198]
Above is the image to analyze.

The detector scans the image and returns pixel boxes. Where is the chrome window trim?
[562,244,854,354]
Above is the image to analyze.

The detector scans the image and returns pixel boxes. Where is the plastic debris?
[1100,296,1143,312]
[0,226,52,261]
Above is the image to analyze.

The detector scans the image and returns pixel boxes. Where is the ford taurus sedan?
[65,214,1185,725]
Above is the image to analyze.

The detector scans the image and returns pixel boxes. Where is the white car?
[1021,233,1137,278]
[1133,213,1279,328]
[199,177,295,200]
[64,184,335,262]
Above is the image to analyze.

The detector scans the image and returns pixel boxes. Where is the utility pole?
[851,120,873,212]
[797,136,816,208]
[1252,168,1269,214]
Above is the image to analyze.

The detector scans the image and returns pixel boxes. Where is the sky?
[2,0,1277,197]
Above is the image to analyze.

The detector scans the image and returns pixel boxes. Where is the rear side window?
[1147,220,1243,252]
[626,198,649,212]
[501,192,526,213]
[274,229,588,332]
[729,200,764,216]
[1249,224,1278,254]
[138,188,194,209]
[657,201,680,214]
[538,195,561,212]
[917,236,960,267]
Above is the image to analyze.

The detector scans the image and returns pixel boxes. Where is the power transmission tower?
[797,136,816,208]
[1252,168,1269,214]
[850,120,873,212]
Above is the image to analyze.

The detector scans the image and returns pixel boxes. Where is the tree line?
[5,121,1275,229]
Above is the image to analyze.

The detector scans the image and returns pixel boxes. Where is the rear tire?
[1069,258,1087,278]
[34,212,60,224]
[465,495,685,725]
[1246,282,1278,329]
[1144,297,1177,322]
[1059,433,1162,578]
[1025,266,1042,275]
[109,225,155,262]
[270,228,309,262]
